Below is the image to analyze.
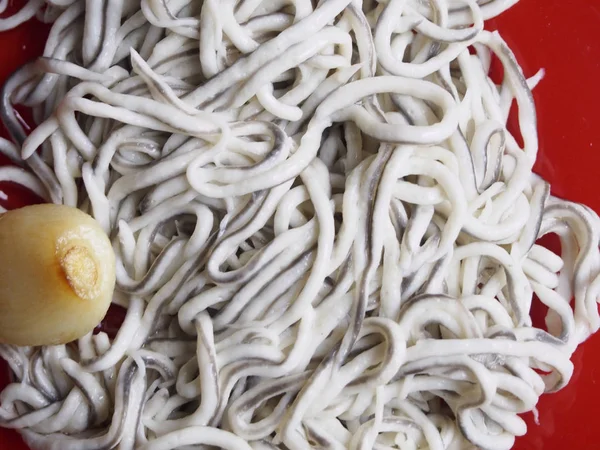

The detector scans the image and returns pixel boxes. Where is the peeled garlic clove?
[0,204,116,346]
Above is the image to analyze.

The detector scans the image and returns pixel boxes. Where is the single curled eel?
[1,0,600,449]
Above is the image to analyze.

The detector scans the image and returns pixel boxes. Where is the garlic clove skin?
[0,204,116,346]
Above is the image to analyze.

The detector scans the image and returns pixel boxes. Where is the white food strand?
[0,1,599,450]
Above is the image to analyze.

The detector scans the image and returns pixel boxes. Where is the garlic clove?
[0,204,116,346]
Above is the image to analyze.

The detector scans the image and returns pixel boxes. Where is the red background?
[1,0,600,448]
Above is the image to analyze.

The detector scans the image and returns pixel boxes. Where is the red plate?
[1,1,600,449]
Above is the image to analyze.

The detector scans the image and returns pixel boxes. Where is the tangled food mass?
[1,0,600,449]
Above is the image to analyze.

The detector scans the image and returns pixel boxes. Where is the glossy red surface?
[1,1,599,449]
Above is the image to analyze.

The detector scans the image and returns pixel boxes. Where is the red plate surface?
[1,1,600,449]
